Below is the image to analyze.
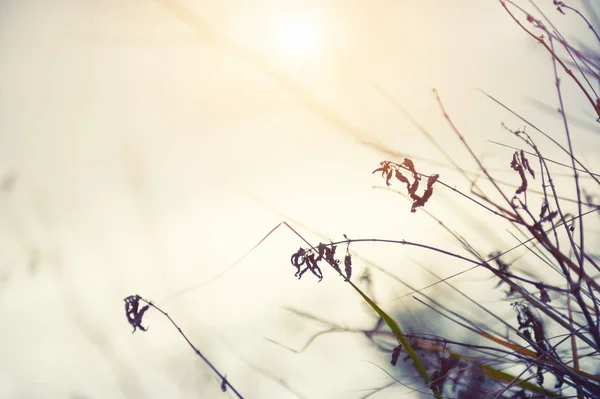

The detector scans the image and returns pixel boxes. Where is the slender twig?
[479,90,600,187]
[500,0,600,120]
[548,35,586,271]
[124,295,245,399]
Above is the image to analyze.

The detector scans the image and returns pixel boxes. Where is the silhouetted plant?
[281,2,600,398]
[123,295,245,398]
[373,159,440,213]
[122,1,600,398]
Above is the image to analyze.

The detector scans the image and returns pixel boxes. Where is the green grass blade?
[348,281,441,398]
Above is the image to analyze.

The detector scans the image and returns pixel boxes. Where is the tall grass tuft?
[283,2,600,398]
[124,1,599,397]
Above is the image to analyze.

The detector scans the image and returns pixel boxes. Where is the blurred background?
[0,0,598,398]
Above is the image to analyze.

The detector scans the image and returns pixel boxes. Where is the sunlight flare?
[267,13,325,67]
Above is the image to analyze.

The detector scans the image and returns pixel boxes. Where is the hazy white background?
[0,0,598,398]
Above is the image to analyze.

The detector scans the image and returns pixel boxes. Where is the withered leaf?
[410,174,439,212]
[372,161,390,177]
[540,200,549,219]
[385,170,393,186]
[520,150,535,178]
[305,254,323,281]
[290,248,306,267]
[325,245,340,273]
[374,160,438,213]
[536,283,551,303]
[315,243,327,262]
[395,169,410,189]
[430,356,458,393]
[124,295,150,333]
[391,344,403,366]
[510,151,534,195]
[372,167,387,176]
[401,158,418,180]
[545,211,558,221]
[344,254,352,281]
[537,367,544,386]
[402,158,415,170]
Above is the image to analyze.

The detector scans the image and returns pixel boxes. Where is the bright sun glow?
[275,20,318,56]
[267,14,324,66]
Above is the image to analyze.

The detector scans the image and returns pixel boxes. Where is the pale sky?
[0,1,599,398]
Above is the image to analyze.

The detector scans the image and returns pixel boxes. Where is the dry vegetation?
[125,1,600,398]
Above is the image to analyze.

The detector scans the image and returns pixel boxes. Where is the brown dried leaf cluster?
[290,243,353,282]
[373,158,440,212]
